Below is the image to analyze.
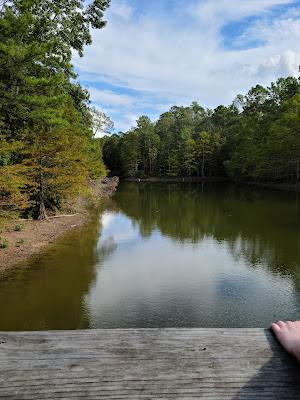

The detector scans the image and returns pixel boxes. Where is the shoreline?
[125,176,229,183]
[126,176,300,192]
[0,177,119,276]
[241,181,300,192]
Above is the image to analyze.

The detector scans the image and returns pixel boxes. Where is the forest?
[103,75,300,182]
[0,0,111,222]
[1,0,300,227]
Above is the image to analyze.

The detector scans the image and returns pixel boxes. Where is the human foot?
[271,321,300,362]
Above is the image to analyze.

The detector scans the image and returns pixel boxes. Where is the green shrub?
[14,224,23,232]
[0,237,9,249]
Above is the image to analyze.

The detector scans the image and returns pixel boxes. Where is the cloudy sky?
[74,0,300,133]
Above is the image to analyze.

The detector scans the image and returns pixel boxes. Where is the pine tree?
[0,0,110,221]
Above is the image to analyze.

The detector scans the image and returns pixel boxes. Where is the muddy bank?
[0,177,119,275]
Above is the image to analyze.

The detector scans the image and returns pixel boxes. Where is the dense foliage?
[0,0,110,221]
[103,76,300,183]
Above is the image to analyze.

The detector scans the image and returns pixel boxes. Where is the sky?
[74,0,300,134]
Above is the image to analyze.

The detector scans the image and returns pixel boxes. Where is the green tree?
[0,136,29,220]
[102,134,122,176]
[0,0,110,220]
[196,131,212,178]
[102,74,300,184]
[182,137,197,176]
[258,94,300,181]
[136,116,160,175]
[120,131,140,177]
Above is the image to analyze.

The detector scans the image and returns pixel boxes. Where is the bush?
[14,224,23,232]
[0,237,9,249]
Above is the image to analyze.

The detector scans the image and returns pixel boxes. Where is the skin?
[271,321,300,362]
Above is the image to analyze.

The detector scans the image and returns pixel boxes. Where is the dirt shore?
[0,177,119,275]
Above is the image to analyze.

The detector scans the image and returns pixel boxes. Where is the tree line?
[0,0,111,222]
[103,75,300,183]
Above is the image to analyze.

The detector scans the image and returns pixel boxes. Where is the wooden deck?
[0,329,299,399]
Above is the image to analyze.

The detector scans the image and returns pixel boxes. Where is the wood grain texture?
[0,329,299,399]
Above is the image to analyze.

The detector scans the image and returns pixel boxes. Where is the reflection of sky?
[97,212,141,250]
[86,211,298,329]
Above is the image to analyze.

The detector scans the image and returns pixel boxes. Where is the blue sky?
[74,0,300,134]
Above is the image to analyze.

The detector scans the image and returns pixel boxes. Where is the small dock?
[0,329,299,399]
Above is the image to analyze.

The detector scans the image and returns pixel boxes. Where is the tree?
[136,116,160,175]
[6,0,110,65]
[102,134,122,175]
[120,131,140,177]
[0,136,29,221]
[196,131,212,178]
[90,106,114,137]
[0,0,110,136]
[101,74,300,184]
[182,137,197,176]
[155,111,175,175]
[21,74,89,219]
[257,94,300,182]
[0,0,111,221]
[24,129,89,220]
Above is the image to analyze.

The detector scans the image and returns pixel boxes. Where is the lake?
[1,182,300,330]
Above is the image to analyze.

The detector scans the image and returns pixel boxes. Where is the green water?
[1,182,300,330]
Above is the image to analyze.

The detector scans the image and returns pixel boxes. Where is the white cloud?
[75,0,300,131]
[189,0,295,25]
[88,87,134,107]
[112,112,140,132]
[109,1,134,20]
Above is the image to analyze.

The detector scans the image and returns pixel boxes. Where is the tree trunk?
[38,199,48,221]
[38,159,48,221]
[201,152,205,178]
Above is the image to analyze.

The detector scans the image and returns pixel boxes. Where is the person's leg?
[271,321,300,362]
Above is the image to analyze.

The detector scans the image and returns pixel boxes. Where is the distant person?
[271,321,300,362]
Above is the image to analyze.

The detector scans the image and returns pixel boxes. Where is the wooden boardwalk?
[0,329,299,399]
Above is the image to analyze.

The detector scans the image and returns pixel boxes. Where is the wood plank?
[0,329,299,399]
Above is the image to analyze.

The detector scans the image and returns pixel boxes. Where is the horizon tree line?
[102,74,300,183]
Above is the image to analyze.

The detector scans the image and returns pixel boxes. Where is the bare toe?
[271,322,281,333]
[276,320,286,329]
[271,320,300,362]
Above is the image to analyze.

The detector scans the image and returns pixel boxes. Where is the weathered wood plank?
[0,329,299,399]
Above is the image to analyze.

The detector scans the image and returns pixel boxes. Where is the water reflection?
[0,219,101,330]
[115,183,300,284]
[0,183,300,330]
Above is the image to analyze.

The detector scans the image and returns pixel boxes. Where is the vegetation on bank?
[0,0,111,223]
[103,74,300,183]
[0,177,118,272]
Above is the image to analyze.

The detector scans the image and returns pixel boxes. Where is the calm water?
[1,182,300,330]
